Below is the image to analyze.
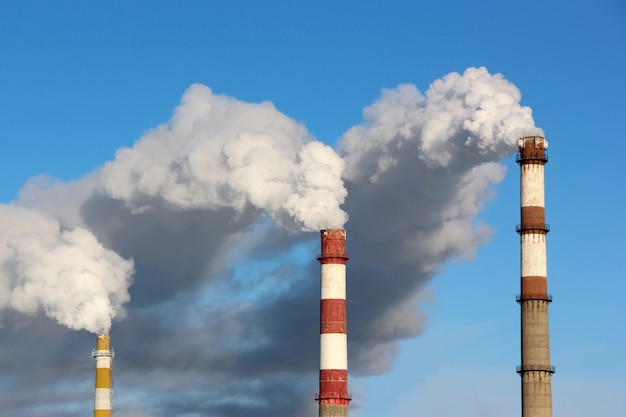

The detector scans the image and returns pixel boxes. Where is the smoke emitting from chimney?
[0,205,133,334]
[99,86,349,233]
[0,66,545,416]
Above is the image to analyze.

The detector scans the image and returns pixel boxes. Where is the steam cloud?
[0,205,133,334]
[100,84,348,232]
[0,67,541,417]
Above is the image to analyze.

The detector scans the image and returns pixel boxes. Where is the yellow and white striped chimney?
[92,334,114,417]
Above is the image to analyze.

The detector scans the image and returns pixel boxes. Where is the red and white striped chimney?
[316,229,351,417]
[516,136,554,417]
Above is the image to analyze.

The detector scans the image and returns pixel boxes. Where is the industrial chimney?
[516,136,554,417]
[93,334,114,417]
[316,229,351,417]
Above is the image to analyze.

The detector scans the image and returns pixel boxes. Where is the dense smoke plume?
[99,84,348,232]
[0,67,541,417]
[340,68,540,375]
[0,205,133,334]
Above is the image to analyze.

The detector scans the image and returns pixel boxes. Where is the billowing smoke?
[1,67,541,417]
[99,84,348,232]
[0,205,133,334]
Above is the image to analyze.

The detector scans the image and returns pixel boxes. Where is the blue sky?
[1,1,625,416]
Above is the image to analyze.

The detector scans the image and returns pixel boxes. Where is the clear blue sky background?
[1,1,625,416]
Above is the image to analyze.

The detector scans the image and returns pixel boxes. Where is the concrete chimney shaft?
[516,136,554,417]
[317,229,351,417]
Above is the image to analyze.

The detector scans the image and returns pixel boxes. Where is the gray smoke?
[0,67,541,417]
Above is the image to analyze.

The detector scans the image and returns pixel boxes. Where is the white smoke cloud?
[342,67,542,182]
[0,205,133,334]
[99,84,348,232]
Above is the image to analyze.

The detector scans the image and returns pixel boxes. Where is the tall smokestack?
[516,136,554,417]
[316,229,351,417]
[93,334,114,417]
